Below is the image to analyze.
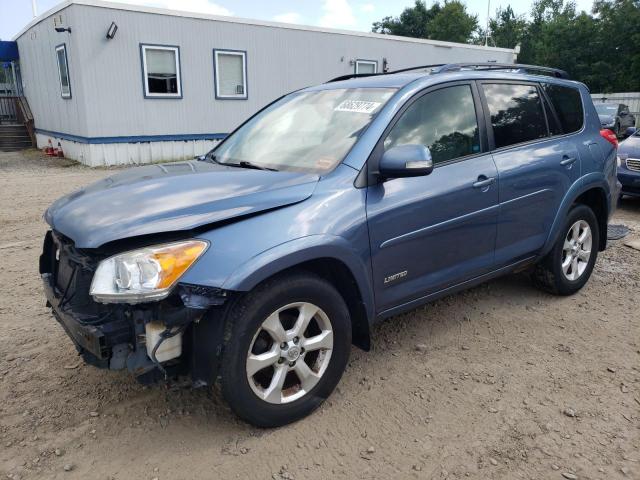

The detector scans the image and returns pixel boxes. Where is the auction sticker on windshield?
[335,100,381,114]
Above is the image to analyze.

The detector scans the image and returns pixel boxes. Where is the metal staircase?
[0,96,35,152]
[0,123,33,151]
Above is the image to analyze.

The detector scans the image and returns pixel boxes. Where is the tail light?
[600,129,618,147]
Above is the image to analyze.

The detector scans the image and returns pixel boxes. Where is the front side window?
[212,88,395,173]
[483,83,547,149]
[141,45,181,97]
[384,85,481,164]
[214,50,247,99]
[55,44,71,98]
[355,60,377,74]
[542,83,584,134]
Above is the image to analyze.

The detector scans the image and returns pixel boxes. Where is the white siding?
[18,2,514,139]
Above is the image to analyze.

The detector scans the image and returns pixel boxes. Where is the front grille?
[49,231,103,320]
[627,158,640,172]
[42,231,136,359]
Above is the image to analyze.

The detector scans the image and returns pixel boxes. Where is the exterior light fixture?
[106,22,118,39]
[54,26,71,33]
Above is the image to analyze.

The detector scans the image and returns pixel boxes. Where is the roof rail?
[431,63,570,79]
[388,64,446,74]
[326,72,381,83]
[326,62,569,83]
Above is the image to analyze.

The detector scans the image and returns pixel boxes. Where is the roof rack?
[431,63,570,78]
[326,72,381,83]
[327,64,445,83]
[388,64,446,74]
[326,62,569,83]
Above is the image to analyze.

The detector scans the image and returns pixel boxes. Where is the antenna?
[484,0,491,47]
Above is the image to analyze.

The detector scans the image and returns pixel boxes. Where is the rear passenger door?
[480,81,583,266]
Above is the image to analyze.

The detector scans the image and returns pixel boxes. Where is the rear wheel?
[531,204,599,295]
[220,272,351,427]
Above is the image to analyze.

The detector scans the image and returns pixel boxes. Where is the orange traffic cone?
[45,139,54,156]
[56,142,64,158]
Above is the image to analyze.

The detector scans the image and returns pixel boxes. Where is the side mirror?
[378,144,433,180]
[624,126,637,138]
[194,154,206,161]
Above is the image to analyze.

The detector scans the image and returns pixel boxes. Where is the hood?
[598,114,615,125]
[619,135,640,157]
[45,160,319,248]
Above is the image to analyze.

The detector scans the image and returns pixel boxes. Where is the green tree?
[487,6,528,48]
[373,0,640,92]
[428,1,478,43]
[372,0,477,44]
[519,1,601,87]
[592,0,640,91]
[372,1,440,38]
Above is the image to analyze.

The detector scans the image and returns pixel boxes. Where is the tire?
[531,204,599,296]
[220,272,351,427]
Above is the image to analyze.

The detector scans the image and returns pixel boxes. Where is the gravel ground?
[1,150,639,480]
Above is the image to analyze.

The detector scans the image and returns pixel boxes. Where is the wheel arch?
[542,180,609,257]
[222,235,374,351]
[573,187,608,251]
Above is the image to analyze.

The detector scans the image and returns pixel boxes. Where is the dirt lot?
[0,150,638,480]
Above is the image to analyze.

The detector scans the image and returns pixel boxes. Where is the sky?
[1,0,595,41]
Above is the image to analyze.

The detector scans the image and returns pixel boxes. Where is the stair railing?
[14,96,35,147]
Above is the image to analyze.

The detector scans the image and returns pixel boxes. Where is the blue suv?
[40,63,619,427]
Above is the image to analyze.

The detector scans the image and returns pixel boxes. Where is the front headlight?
[617,153,628,168]
[90,240,208,303]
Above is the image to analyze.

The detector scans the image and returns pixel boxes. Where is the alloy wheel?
[246,302,333,404]
[561,220,592,281]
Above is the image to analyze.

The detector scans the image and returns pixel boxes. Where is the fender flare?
[222,234,376,324]
[540,174,610,258]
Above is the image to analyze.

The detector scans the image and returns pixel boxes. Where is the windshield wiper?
[226,160,279,172]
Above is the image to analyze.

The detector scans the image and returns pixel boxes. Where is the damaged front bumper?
[40,230,230,385]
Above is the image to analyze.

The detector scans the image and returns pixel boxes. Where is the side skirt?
[375,256,537,322]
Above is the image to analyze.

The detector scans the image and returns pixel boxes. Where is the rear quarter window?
[542,83,584,134]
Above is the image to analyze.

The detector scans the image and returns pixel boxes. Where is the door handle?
[560,156,577,166]
[473,176,495,189]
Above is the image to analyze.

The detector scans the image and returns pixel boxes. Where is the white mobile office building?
[14,0,516,166]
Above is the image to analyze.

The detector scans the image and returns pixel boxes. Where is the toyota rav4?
[40,63,619,427]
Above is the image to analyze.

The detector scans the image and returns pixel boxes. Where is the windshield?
[595,104,617,114]
[212,88,396,173]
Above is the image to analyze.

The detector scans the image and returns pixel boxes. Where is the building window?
[214,49,247,99]
[355,59,377,74]
[140,44,182,98]
[55,44,71,99]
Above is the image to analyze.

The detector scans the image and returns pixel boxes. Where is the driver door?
[366,82,499,313]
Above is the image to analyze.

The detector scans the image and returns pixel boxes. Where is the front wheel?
[220,272,351,427]
[531,204,599,295]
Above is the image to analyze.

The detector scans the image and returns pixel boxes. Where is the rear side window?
[483,83,546,149]
[384,84,480,164]
[542,83,584,134]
